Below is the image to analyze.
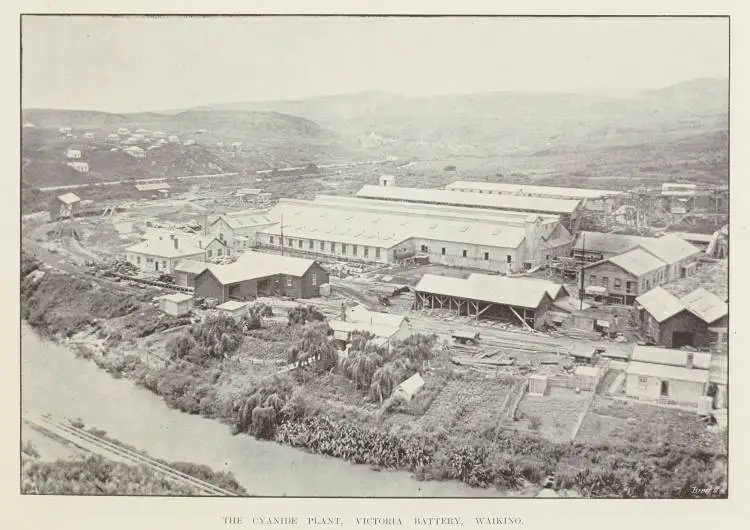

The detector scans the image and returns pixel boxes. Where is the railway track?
[23,412,239,496]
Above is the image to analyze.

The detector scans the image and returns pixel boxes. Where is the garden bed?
[515,387,592,442]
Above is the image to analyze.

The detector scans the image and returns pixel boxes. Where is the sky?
[22,16,729,113]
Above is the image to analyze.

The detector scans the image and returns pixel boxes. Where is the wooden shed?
[159,293,193,316]
[216,300,249,318]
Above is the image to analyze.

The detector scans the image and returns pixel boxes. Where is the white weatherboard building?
[124,234,206,274]
[257,195,572,272]
[329,305,411,350]
[66,149,82,159]
[67,161,89,173]
[209,212,277,254]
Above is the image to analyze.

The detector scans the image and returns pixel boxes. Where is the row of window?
[269,236,382,259]
[589,274,636,293]
[419,244,515,263]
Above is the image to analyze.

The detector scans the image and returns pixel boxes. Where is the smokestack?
[172,235,178,250]
[686,351,694,370]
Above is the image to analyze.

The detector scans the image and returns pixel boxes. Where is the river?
[21,324,508,497]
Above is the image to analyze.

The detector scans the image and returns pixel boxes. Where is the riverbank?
[21,251,728,498]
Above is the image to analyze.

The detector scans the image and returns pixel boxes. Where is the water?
[21,324,505,497]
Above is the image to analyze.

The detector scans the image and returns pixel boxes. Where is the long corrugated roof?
[215,213,276,229]
[236,251,318,277]
[635,287,686,323]
[261,198,531,250]
[356,185,581,214]
[446,181,622,200]
[631,345,711,370]
[636,235,700,265]
[607,248,666,276]
[414,273,562,309]
[135,183,170,191]
[626,361,709,383]
[347,305,407,329]
[573,231,653,254]
[680,288,728,324]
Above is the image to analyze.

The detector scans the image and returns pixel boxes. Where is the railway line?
[23,411,239,496]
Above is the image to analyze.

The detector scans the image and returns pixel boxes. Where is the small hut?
[216,300,249,319]
[159,293,193,316]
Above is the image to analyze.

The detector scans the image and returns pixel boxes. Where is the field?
[575,396,724,452]
[515,387,592,442]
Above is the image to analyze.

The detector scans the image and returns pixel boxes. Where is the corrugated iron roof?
[415,273,562,310]
[446,181,622,200]
[635,287,686,323]
[397,373,425,398]
[573,231,653,254]
[627,361,709,383]
[217,301,248,311]
[135,183,170,191]
[347,305,406,329]
[606,248,666,276]
[356,184,580,214]
[637,235,700,265]
[631,345,711,370]
[262,199,531,250]
[125,237,204,258]
[160,293,193,303]
[680,288,728,324]
[57,192,81,204]
[173,259,210,275]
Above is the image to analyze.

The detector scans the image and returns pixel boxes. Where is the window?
[270,235,274,244]
[590,275,596,284]
[462,249,467,258]
[287,277,293,287]
[218,248,223,256]
[375,248,381,259]
[227,249,231,256]
[484,252,489,261]
[288,238,293,247]
[506,255,512,264]
[207,250,212,258]
[602,276,609,288]
[353,245,358,256]
[441,247,446,255]
[312,272,317,286]
[546,254,550,261]
[638,376,648,390]
[614,277,621,290]
[219,233,224,241]
[331,243,336,253]
[364,247,369,258]
[136,256,141,264]
[309,240,314,250]
[341,244,347,255]
[298,239,303,249]
[162,261,167,269]
[320,241,325,251]
[420,244,428,253]
[626,281,634,293]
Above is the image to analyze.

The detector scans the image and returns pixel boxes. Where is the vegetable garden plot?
[515,386,591,443]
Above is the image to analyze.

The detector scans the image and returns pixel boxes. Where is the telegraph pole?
[280,214,284,256]
[579,232,585,311]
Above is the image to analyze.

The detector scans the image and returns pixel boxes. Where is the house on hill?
[67,161,89,173]
[49,192,82,221]
[66,148,82,159]
[414,273,567,329]
[124,145,146,158]
[193,252,328,303]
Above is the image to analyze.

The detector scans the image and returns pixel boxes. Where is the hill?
[197,78,728,171]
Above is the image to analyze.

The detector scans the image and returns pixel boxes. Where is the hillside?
[21,108,369,186]
[197,78,728,180]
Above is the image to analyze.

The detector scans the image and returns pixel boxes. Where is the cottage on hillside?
[49,192,82,221]
[124,234,205,274]
[66,148,82,159]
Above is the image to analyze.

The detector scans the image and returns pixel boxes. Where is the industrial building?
[635,287,728,349]
[413,273,568,329]
[356,184,581,229]
[193,251,328,303]
[257,195,572,273]
[572,232,654,262]
[445,181,622,212]
[208,211,277,254]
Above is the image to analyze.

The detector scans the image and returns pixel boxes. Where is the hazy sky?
[22,16,728,113]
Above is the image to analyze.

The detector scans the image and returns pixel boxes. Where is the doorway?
[672,331,694,349]
[660,380,669,397]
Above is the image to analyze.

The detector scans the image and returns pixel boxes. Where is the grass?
[575,396,723,452]
[515,387,592,442]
